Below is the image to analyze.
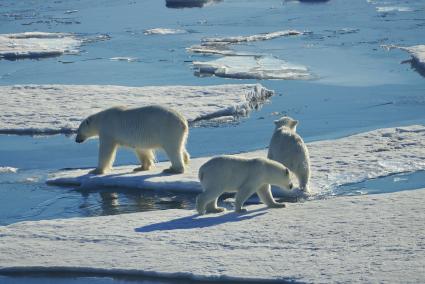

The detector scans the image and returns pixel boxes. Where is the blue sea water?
[0,0,425,281]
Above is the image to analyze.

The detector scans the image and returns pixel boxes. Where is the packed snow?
[0,167,18,174]
[201,30,302,44]
[0,84,273,135]
[193,56,312,80]
[0,32,81,59]
[143,28,187,35]
[0,187,423,283]
[48,125,425,198]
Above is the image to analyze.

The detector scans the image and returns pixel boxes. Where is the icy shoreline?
[0,84,273,135]
[1,188,423,283]
[47,125,425,197]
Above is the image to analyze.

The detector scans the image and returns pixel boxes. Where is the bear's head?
[75,116,97,143]
[274,116,298,131]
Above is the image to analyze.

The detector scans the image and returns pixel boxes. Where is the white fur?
[75,105,190,175]
[196,155,293,214]
[267,116,310,192]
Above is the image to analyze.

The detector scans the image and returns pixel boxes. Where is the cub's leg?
[134,149,155,172]
[257,184,286,208]
[234,185,258,213]
[196,189,221,215]
[205,198,226,213]
[90,138,117,175]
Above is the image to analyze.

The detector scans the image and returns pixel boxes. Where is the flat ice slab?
[0,84,273,135]
[144,28,187,35]
[193,56,311,80]
[0,187,423,283]
[0,32,81,59]
[202,30,302,44]
[48,125,425,197]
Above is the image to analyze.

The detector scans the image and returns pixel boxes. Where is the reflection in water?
[165,0,222,9]
[77,187,196,217]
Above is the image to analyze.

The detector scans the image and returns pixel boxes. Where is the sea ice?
[0,188,423,283]
[0,167,18,174]
[201,30,302,44]
[143,28,187,35]
[0,84,273,135]
[165,0,222,8]
[384,44,425,75]
[376,6,412,13]
[47,125,425,198]
[193,56,311,80]
[0,32,81,60]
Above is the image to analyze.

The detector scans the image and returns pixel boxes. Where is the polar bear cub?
[196,155,293,215]
[75,105,190,175]
[268,116,310,192]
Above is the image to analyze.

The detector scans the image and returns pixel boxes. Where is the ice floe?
[0,84,273,135]
[0,32,81,60]
[376,6,412,13]
[201,30,302,45]
[193,56,311,80]
[0,187,423,283]
[384,44,425,75]
[109,57,140,62]
[166,0,222,9]
[0,167,18,174]
[143,28,187,35]
[48,125,425,198]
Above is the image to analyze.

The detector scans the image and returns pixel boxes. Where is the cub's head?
[274,116,298,131]
[75,116,97,143]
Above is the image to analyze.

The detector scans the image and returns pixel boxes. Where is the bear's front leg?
[134,149,155,172]
[234,185,258,213]
[257,184,286,208]
[90,138,117,175]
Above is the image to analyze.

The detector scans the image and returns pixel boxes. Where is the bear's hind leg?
[196,190,220,215]
[134,149,155,172]
[234,185,258,213]
[163,145,185,174]
[205,198,226,214]
[257,184,286,208]
[90,138,117,175]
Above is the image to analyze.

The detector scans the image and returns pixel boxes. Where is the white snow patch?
[0,84,274,135]
[202,30,302,44]
[0,32,81,59]
[376,6,412,12]
[144,28,187,35]
[193,56,311,80]
[48,125,425,198]
[0,167,18,174]
[0,188,424,283]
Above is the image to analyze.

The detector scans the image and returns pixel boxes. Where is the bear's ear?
[273,119,280,125]
[285,168,289,175]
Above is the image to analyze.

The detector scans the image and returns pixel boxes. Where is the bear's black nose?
[75,137,83,143]
[289,183,293,189]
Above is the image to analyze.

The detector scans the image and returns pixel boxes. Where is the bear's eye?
[85,120,89,126]
[285,168,289,175]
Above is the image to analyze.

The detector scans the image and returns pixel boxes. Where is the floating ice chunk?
[48,125,425,198]
[193,56,311,80]
[166,0,222,8]
[0,84,274,135]
[0,167,18,173]
[384,44,425,76]
[143,28,187,35]
[109,57,140,62]
[202,30,302,44]
[0,32,81,60]
[376,6,412,12]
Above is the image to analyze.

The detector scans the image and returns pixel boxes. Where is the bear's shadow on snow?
[135,207,268,233]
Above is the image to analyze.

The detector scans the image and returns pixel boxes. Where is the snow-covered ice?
[0,167,18,174]
[48,125,425,198]
[143,28,187,35]
[376,6,412,13]
[0,84,273,135]
[0,32,81,59]
[193,56,312,80]
[0,187,423,283]
[201,30,302,45]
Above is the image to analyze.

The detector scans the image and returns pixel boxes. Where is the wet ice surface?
[0,0,424,251]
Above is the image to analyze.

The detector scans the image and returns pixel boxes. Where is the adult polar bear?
[197,155,293,214]
[75,105,190,175]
